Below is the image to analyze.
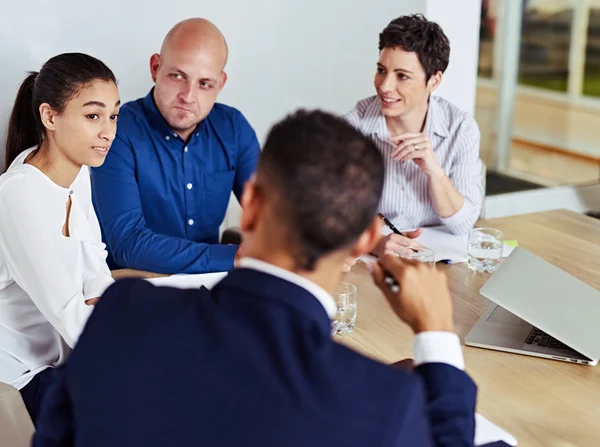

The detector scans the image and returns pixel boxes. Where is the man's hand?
[369,254,454,334]
[389,132,443,177]
[374,229,423,257]
[85,297,99,306]
[342,256,358,273]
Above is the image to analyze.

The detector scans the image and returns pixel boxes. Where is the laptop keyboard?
[525,328,576,352]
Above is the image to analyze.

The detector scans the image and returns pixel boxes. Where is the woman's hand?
[389,133,443,177]
[374,229,423,257]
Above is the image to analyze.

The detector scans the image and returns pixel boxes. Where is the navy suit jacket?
[33,269,477,446]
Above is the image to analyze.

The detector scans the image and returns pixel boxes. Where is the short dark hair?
[379,14,450,82]
[4,53,116,171]
[257,110,384,271]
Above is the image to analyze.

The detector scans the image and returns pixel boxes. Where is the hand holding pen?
[374,213,423,257]
[368,254,454,334]
[376,214,452,264]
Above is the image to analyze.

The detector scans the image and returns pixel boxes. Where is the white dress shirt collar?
[238,257,337,319]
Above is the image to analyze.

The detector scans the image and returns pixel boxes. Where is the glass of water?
[400,246,435,266]
[468,228,504,273]
[331,282,357,336]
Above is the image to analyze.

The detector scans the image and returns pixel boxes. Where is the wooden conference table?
[112,209,600,446]
[340,209,600,447]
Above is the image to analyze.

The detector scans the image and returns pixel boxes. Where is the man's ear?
[150,54,161,83]
[348,216,383,259]
[218,71,228,91]
[240,176,260,234]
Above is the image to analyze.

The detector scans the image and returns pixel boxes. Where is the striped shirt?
[344,95,483,235]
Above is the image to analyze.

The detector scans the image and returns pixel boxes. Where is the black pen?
[383,270,400,294]
[377,213,419,253]
[365,258,400,293]
[377,213,403,236]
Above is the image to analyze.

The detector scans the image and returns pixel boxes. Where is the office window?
[478,0,497,78]
[583,2,600,97]
[518,0,574,92]
[475,0,600,191]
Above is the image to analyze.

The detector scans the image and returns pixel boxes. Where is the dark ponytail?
[3,53,116,172]
[5,72,40,170]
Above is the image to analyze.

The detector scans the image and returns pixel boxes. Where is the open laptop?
[465,247,600,366]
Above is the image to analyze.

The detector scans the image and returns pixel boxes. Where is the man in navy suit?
[34,110,477,446]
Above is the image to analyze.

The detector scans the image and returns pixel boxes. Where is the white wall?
[0,0,482,227]
[0,0,426,171]
[426,0,482,114]
[0,0,483,168]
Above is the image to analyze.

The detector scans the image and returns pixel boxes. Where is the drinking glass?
[467,228,504,273]
[400,246,435,266]
[331,282,357,336]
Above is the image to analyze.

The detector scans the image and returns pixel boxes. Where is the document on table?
[146,272,227,290]
[414,226,515,264]
[475,413,518,446]
[373,225,515,264]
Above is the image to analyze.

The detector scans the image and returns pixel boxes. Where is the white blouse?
[0,147,114,390]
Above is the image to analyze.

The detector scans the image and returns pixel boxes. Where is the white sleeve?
[413,331,465,370]
[0,178,93,347]
[80,220,114,300]
[80,167,114,300]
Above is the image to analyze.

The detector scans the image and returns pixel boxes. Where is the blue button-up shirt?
[91,90,260,274]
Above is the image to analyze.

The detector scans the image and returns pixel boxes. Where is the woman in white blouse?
[0,53,120,424]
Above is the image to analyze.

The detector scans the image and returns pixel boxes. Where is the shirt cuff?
[413,331,465,370]
[438,201,475,235]
[205,244,238,272]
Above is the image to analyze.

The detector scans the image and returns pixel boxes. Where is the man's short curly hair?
[257,110,384,271]
[379,14,450,82]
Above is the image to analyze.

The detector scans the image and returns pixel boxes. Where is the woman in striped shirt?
[345,14,483,257]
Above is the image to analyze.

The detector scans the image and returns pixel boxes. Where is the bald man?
[91,19,260,274]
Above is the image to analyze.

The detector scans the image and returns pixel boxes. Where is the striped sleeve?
[343,99,371,130]
[439,116,483,235]
[343,108,360,128]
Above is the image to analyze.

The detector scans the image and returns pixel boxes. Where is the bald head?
[150,18,230,140]
[161,18,228,69]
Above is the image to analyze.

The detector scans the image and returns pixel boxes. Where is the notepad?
[146,272,227,290]
[475,413,518,446]
[414,226,515,264]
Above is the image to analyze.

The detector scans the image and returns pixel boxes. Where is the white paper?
[146,272,227,290]
[414,226,514,264]
[475,413,518,446]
